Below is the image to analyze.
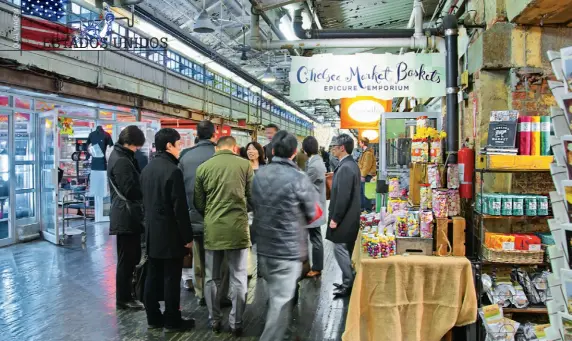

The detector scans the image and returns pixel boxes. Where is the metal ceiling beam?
[249,0,300,56]
[134,4,315,121]
[304,0,322,30]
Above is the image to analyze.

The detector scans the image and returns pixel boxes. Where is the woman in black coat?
[107,125,146,310]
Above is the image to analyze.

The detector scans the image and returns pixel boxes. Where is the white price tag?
[502,242,515,250]
[529,244,541,251]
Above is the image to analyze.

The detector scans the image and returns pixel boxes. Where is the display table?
[342,238,477,341]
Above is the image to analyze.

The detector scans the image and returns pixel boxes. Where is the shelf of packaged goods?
[476,155,552,173]
[475,213,552,220]
[503,307,547,314]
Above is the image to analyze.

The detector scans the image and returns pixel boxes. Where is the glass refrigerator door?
[38,110,59,244]
[0,111,12,246]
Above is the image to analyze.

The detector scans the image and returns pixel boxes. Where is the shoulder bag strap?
[108,158,139,202]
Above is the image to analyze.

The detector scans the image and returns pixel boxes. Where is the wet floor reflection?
[0,223,347,340]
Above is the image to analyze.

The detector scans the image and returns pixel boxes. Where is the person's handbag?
[182,250,193,269]
[325,172,334,200]
[133,254,149,303]
[365,181,377,200]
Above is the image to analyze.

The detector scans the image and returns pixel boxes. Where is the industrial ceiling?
[140,0,444,123]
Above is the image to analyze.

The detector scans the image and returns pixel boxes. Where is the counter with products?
[342,233,477,341]
[341,115,478,341]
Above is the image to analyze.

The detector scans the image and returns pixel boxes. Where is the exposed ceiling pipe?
[304,28,439,39]
[249,0,300,56]
[401,0,424,54]
[255,37,430,50]
[414,0,424,37]
[303,0,322,30]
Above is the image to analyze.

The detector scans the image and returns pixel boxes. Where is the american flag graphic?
[21,0,75,50]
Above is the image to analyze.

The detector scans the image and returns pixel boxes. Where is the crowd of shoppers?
[108,122,364,337]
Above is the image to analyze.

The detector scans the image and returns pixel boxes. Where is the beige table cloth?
[342,239,477,341]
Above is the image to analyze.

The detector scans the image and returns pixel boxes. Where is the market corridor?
[0,223,348,341]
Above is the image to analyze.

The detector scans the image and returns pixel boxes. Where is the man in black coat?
[108,126,146,311]
[263,123,279,164]
[140,128,195,332]
[326,134,361,299]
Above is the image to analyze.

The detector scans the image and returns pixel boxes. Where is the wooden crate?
[452,217,466,257]
[396,237,433,256]
[476,154,552,171]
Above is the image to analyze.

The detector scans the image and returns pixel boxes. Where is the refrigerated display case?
[0,112,11,246]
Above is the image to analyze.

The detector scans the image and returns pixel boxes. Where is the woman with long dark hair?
[245,141,265,279]
[245,141,266,172]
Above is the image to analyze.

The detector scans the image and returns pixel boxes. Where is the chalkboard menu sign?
[487,121,518,148]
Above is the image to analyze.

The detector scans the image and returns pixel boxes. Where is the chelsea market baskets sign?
[288,53,446,100]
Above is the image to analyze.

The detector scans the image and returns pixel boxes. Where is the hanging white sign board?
[288,53,447,100]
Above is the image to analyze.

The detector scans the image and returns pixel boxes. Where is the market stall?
[340,114,478,341]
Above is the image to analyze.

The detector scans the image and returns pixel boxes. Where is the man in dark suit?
[140,128,195,332]
[326,134,361,299]
[263,124,279,164]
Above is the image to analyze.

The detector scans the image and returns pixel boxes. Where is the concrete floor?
[0,223,348,341]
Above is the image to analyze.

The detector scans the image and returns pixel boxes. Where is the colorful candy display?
[388,177,400,198]
[407,211,420,237]
[396,214,408,237]
[428,164,441,188]
[411,139,429,163]
[432,189,448,218]
[447,189,460,217]
[447,164,460,189]
[416,115,428,129]
[420,210,434,238]
[388,198,400,214]
[430,139,443,163]
[420,183,432,210]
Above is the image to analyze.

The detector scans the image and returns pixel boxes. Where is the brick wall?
[510,78,557,116]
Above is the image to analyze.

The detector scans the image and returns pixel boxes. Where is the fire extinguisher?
[458,142,475,199]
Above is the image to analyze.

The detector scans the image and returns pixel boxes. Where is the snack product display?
[388,177,400,198]
[406,211,420,237]
[419,184,431,210]
[428,164,441,188]
[419,210,433,238]
[447,164,459,189]
[447,189,460,217]
[432,189,448,218]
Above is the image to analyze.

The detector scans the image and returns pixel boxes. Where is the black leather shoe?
[198,297,206,306]
[333,283,343,289]
[164,318,196,333]
[148,323,163,330]
[211,320,222,333]
[231,327,243,337]
[183,279,194,292]
[116,300,145,310]
[333,287,352,299]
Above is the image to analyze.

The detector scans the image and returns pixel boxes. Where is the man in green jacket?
[194,136,253,337]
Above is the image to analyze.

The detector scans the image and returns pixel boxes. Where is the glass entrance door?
[0,111,12,247]
[38,110,59,244]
